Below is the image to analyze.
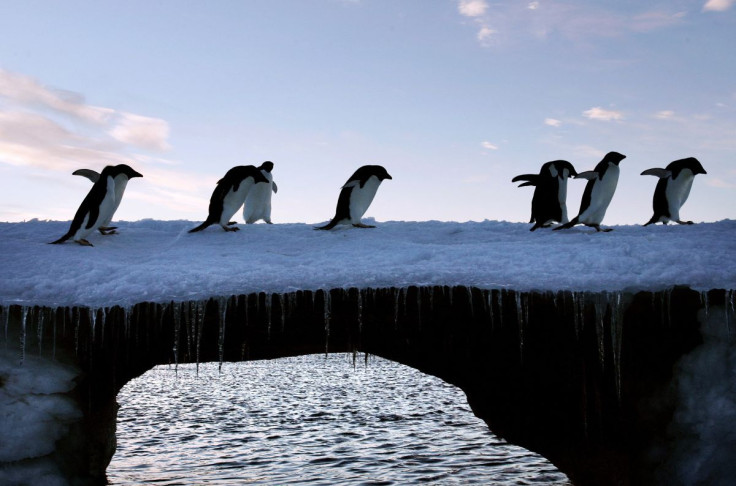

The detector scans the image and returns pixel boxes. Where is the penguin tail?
[553,217,578,231]
[643,216,658,227]
[50,232,73,244]
[314,219,339,231]
[188,220,215,233]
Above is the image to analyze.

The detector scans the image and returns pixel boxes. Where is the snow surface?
[1,219,735,308]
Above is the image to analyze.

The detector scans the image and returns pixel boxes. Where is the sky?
[0,0,734,225]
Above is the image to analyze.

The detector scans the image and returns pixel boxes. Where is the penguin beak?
[384,173,393,180]
[131,170,143,178]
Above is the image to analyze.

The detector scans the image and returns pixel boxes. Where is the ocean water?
[108,354,570,485]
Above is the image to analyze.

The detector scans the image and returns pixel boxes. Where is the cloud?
[0,69,114,124]
[544,118,562,127]
[481,141,498,150]
[109,113,171,151]
[477,26,496,43]
[654,110,676,120]
[458,0,488,17]
[703,0,735,12]
[583,107,624,121]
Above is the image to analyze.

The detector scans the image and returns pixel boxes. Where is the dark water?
[108,354,570,485]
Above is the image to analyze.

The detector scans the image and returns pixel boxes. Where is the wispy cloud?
[583,107,624,121]
[703,0,735,12]
[654,110,676,120]
[109,113,171,151]
[544,118,562,127]
[481,141,498,150]
[457,1,687,47]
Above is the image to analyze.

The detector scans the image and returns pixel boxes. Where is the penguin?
[512,160,577,231]
[189,165,269,233]
[554,151,626,232]
[72,164,143,234]
[243,161,278,224]
[315,165,392,230]
[51,164,142,246]
[641,157,707,226]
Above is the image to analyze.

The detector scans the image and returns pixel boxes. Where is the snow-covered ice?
[1,218,734,308]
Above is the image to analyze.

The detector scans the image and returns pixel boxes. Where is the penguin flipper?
[272,181,278,194]
[517,181,536,188]
[73,169,100,183]
[641,168,671,178]
[511,174,538,183]
[574,171,599,181]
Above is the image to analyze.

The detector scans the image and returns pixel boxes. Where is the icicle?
[401,287,408,319]
[37,307,45,355]
[280,293,287,332]
[323,290,331,355]
[20,306,28,365]
[357,289,364,333]
[572,292,583,339]
[99,307,107,345]
[466,287,475,321]
[52,308,57,360]
[727,290,734,337]
[74,307,81,355]
[594,293,607,370]
[265,293,273,339]
[486,290,494,329]
[3,306,8,348]
[700,290,710,322]
[218,297,228,371]
[514,292,525,360]
[172,302,180,371]
[415,287,421,327]
[195,300,204,374]
[429,287,435,314]
[89,308,97,343]
[497,290,504,328]
[610,292,624,402]
[393,288,400,329]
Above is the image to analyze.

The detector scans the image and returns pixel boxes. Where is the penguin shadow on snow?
[50,164,143,247]
[189,165,270,233]
[640,157,707,226]
[314,165,392,231]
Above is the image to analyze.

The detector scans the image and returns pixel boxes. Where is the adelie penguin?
[242,161,278,224]
[189,165,269,233]
[315,165,392,230]
[554,151,626,232]
[51,164,143,246]
[72,165,141,235]
[512,160,577,231]
[641,157,707,226]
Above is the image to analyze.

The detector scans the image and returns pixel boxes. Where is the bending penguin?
[641,157,707,226]
[315,165,392,230]
[51,164,143,246]
[554,151,626,232]
[72,164,143,234]
[512,160,577,231]
[243,161,277,224]
[189,165,269,233]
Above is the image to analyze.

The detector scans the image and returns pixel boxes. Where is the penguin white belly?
[349,176,381,223]
[580,167,619,225]
[75,177,117,241]
[102,176,129,226]
[243,175,273,223]
[558,178,569,223]
[220,180,254,225]
[665,170,695,221]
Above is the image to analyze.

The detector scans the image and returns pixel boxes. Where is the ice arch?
[1,286,733,485]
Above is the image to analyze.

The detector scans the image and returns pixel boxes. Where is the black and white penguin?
[315,165,392,230]
[72,164,143,234]
[243,161,278,224]
[512,160,577,231]
[641,157,707,226]
[51,164,143,246]
[554,151,626,232]
[189,165,269,233]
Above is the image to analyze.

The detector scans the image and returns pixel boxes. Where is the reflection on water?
[108,354,569,485]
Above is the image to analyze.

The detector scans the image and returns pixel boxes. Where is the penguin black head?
[603,152,626,165]
[372,165,392,181]
[111,164,143,179]
[544,160,577,179]
[668,157,707,176]
[258,161,274,173]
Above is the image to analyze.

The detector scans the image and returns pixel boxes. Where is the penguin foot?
[265,221,273,224]
[676,220,694,225]
[99,228,118,235]
[353,223,376,229]
[75,239,94,247]
[227,221,238,226]
[223,226,240,232]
